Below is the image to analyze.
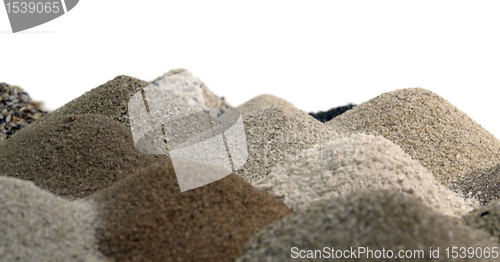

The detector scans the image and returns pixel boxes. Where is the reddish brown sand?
[0,114,166,199]
[92,160,293,262]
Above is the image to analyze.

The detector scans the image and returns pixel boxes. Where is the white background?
[1,1,499,137]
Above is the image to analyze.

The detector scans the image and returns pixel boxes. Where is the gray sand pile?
[237,106,338,183]
[309,103,356,123]
[327,88,500,185]
[0,82,47,140]
[43,75,149,129]
[0,176,107,262]
[92,160,292,262]
[255,133,476,217]
[236,94,296,115]
[451,162,500,205]
[463,199,500,240]
[236,190,497,262]
[0,114,166,199]
[152,68,232,108]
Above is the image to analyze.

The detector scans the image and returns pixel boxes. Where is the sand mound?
[255,133,476,217]
[451,162,500,205]
[236,94,296,115]
[43,75,149,129]
[0,176,106,262]
[152,68,232,108]
[309,103,356,123]
[92,160,292,262]
[237,106,338,183]
[463,199,500,240]
[0,114,166,199]
[327,88,500,185]
[236,190,497,262]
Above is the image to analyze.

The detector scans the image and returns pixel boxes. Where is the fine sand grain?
[463,199,500,240]
[327,88,500,185]
[0,114,166,199]
[237,106,338,183]
[255,133,476,217]
[152,68,232,108]
[0,176,107,262]
[236,94,296,116]
[451,162,500,205]
[92,160,292,262]
[236,190,497,262]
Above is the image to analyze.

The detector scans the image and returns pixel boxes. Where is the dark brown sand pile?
[463,199,500,240]
[327,88,500,185]
[237,106,338,183]
[0,82,47,140]
[152,68,232,108]
[309,103,356,123]
[452,162,500,205]
[43,76,149,129]
[0,176,107,262]
[236,94,296,115]
[92,160,292,262]
[0,114,166,199]
[236,190,498,262]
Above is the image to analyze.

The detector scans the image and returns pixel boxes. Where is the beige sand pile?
[152,68,232,108]
[255,133,476,217]
[463,199,500,240]
[236,190,497,262]
[92,160,292,262]
[327,88,500,185]
[237,106,338,183]
[236,94,296,115]
[0,176,106,262]
[0,114,166,199]
[451,162,500,205]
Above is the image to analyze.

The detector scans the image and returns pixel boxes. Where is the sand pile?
[0,176,106,262]
[309,103,356,123]
[255,133,476,217]
[0,114,166,199]
[43,75,149,129]
[451,162,500,205]
[0,82,47,140]
[237,106,338,183]
[236,94,296,115]
[236,190,497,262]
[92,160,292,262]
[327,88,500,185]
[463,199,500,240]
[152,68,232,108]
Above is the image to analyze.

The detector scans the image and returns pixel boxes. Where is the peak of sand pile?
[0,114,167,199]
[463,199,500,240]
[43,75,149,129]
[451,162,500,205]
[0,176,106,262]
[236,94,296,116]
[308,103,356,123]
[92,160,292,262]
[152,68,232,108]
[0,82,47,140]
[236,190,497,262]
[237,106,338,183]
[327,88,500,185]
[255,133,476,217]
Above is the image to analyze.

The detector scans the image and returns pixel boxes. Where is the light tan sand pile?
[255,133,476,217]
[237,106,338,183]
[0,176,106,262]
[151,68,232,108]
[236,94,296,115]
[463,199,500,240]
[326,88,500,185]
[236,190,498,262]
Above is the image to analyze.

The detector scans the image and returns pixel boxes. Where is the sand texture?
[463,199,500,240]
[236,94,296,116]
[452,162,500,205]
